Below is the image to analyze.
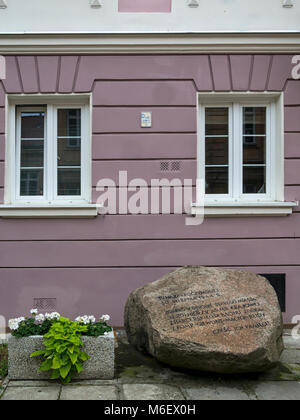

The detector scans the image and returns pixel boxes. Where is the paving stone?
[8,380,59,387]
[1,386,60,400]
[69,379,117,386]
[60,385,118,400]
[253,381,300,400]
[280,349,300,364]
[283,336,300,349]
[182,384,254,400]
[122,384,185,400]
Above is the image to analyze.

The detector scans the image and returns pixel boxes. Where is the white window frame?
[193,92,298,217]
[1,94,98,218]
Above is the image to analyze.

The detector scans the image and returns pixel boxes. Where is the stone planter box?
[8,331,115,380]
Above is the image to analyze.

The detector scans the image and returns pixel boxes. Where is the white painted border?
[191,201,298,217]
[0,205,98,218]
[195,92,293,216]
[0,33,299,54]
[4,94,93,209]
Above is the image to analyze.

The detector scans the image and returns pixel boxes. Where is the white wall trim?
[5,94,93,208]
[0,204,99,218]
[0,33,299,54]
[196,92,284,206]
[191,202,298,217]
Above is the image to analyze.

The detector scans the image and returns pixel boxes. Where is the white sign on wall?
[141,112,152,128]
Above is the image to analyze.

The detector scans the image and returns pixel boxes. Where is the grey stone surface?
[283,336,300,349]
[8,336,50,380]
[60,385,118,400]
[182,385,253,400]
[253,381,300,400]
[8,332,115,380]
[122,384,185,400]
[8,380,59,387]
[1,386,60,400]
[125,267,283,374]
[1,327,300,400]
[280,349,300,364]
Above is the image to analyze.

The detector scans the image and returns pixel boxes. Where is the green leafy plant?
[30,317,90,383]
[85,321,112,337]
[0,344,8,379]
[11,318,53,338]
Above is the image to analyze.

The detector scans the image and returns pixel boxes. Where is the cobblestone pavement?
[1,329,300,400]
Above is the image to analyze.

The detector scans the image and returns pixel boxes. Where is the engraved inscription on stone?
[157,289,270,335]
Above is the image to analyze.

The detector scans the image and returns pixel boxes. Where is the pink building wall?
[118,0,172,13]
[0,54,299,325]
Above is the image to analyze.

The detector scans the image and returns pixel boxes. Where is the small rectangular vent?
[33,298,57,311]
[171,161,181,172]
[259,274,286,312]
[160,161,181,172]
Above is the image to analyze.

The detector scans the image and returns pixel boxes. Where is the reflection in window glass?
[57,168,81,196]
[20,169,44,196]
[243,107,266,194]
[57,109,81,196]
[20,111,45,196]
[205,108,229,194]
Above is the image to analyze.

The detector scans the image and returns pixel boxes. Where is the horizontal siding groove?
[91,158,196,162]
[0,237,298,243]
[92,131,197,135]
[93,105,196,108]
[285,131,300,134]
[92,78,197,82]
[0,265,300,269]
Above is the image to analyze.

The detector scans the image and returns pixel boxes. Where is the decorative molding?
[0,33,299,54]
[0,0,7,10]
[191,202,299,218]
[90,0,102,8]
[0,205,99,218]
[283,0,294,8]
[188,0,199,8]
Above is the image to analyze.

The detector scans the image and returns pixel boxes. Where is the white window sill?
[0,204,100,218]
[191,201,299,217]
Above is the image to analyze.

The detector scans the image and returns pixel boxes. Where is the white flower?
[30,308,38,315]
[45,313,52,320]
[100,315,110,322]
[76,315,95,325]
[35,314,45,322]
[88,316,96,324]
[8,317,25,331]
[8,319,19,331]
[50,312,60,320]
[104,332,109,336]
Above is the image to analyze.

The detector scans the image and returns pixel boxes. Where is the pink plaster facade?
[118,0,172,13]
[0,54,299,325]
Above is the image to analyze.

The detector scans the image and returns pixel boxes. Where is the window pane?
[21,140,44,167]
[243,136,265,165]
[20,169,43,196]
[205,167,228,194]
[21,112,44,139]
[57,109,82,196]
[58,138,81,167]
[243,107,266,135]
[205,108,228,136]
[57,168,81,196]
[243,167,266,194]
[58,109,81,137]
[206,137,228,165]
